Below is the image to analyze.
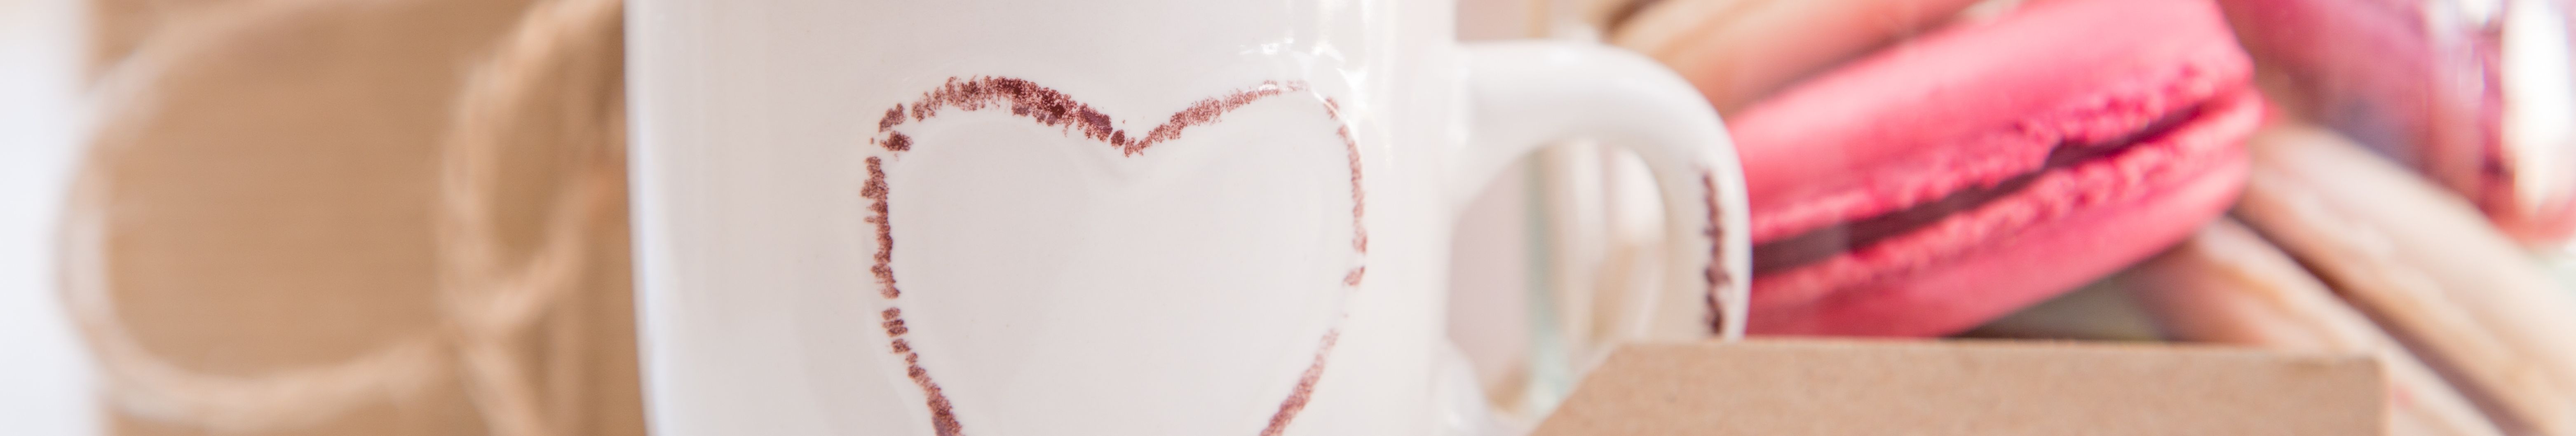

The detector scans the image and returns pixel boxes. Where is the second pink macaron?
[1727,0,2264,336]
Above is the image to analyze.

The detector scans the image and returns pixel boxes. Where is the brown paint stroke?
[881,104,908,131]
[883,322,963,436]
[869,159,963,436]
[883,76,1305,156]
[1339,124,1367,253]
[862,157,901,299]
[1701,171,1733,333]
[873,76,1366,260]
[866,76,1368,436]
[884,133,913,152]
[1258,330,1339,436]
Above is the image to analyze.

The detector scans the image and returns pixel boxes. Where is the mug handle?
[1441,41,1751,423]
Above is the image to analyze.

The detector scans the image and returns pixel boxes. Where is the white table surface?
[1,0,101,434]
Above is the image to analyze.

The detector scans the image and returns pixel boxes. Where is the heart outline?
[860,76,1366,436]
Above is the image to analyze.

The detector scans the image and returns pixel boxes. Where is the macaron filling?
[1751,91,2232,275]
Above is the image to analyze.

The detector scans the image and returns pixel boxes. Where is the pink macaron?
[1728,0,2264,336]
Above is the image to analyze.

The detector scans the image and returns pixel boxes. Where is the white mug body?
[626,1,1471,435]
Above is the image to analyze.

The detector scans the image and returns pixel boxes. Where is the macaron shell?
[1728,0,2259,333]
[1748,91,2260,336]
[1731,0,2254,244]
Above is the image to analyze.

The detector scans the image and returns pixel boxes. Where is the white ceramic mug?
[624,0,1750,434]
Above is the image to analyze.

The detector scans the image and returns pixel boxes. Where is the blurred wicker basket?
[61,0,641,434]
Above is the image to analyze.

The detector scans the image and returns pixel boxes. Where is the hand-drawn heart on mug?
[861,77,1366,436]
